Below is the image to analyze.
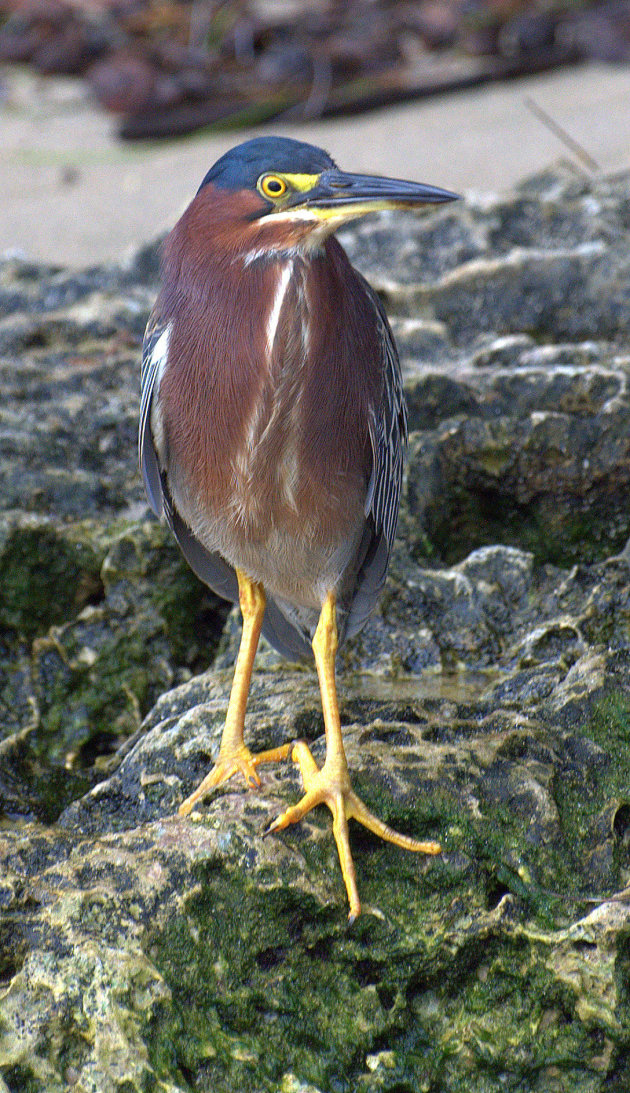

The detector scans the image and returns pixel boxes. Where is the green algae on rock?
[0,516,228,820]
[3,663,630,1091]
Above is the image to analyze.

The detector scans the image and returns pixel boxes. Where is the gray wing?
[342,277,407,642]
[139,312,313,660]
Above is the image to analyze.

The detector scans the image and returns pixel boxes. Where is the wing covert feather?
[344,277,407,640]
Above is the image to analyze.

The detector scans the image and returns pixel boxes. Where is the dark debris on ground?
[0,0,629,139]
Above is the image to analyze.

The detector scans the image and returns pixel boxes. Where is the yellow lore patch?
[281,172,323,192]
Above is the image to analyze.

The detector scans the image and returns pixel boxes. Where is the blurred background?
[2,0,630,267]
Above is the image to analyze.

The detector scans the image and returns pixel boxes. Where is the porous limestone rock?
[2,168,630,1092]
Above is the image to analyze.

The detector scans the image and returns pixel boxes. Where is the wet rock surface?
[3,168,630,1091]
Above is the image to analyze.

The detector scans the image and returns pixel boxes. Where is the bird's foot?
[178,741,292,817]
[264,740,441,921]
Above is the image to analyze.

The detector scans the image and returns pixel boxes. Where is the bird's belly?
[223,521,362,609]
[169,446,366,609]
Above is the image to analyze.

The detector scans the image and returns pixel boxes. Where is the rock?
[0,511,229,819]
[3,169,630,1090]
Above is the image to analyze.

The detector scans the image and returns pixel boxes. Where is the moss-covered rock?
[0,516,228,819]
[4,656,630,1091]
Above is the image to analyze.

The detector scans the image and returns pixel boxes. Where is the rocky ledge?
[2,167,630,1092]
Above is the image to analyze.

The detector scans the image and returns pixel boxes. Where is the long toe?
[265,777,362,920]
[345,789,442,855]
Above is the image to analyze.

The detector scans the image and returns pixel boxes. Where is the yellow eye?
[259,174,288,199]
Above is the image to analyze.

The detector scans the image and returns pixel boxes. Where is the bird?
[139,136,458,919]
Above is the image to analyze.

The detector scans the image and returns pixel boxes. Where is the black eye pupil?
[267,179,282,193]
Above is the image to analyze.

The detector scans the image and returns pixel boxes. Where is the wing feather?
[139,315,170,518]
[344,277,407,641]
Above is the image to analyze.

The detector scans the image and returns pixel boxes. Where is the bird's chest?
[226,261,305,502]
[159,250,374,596]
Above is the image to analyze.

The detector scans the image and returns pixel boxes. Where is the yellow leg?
[266,592,441,920]
[179,569,290,817]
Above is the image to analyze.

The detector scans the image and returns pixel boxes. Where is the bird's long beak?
[287,167,459,221]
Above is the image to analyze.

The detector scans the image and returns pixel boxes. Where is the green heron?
[140,136,458,919]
